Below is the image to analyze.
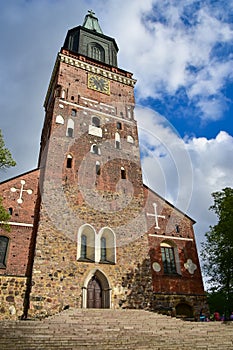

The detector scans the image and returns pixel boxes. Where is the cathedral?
[0,11,207,320]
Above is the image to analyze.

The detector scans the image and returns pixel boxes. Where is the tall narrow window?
[61,90,66,99]
[161,242,177,274]
[116,122,122,130]
[8,208,13,215]
[66,119,74,137]
[77,225,95,262]
[121,167,126,179]
[100,237,107,261]
[96,161,101,175]
[115,132,121,149]
[89,43,105,62]
[66,154,73,168]
[80,235,87,259]
[127,107,132,119]
[98,228,116,264]
[0,236,9,268]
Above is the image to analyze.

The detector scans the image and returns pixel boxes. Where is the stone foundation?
[0,276,28,320]
[152,293,208,320]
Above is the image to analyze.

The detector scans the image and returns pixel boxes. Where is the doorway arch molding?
[82,268,112,308]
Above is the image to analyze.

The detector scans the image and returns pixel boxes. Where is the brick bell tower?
[29,10,149,316]
[26,11,207,318]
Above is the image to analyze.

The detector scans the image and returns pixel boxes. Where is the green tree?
[201,187,233,318]
[0,129,16,230]
[0,129,16,169]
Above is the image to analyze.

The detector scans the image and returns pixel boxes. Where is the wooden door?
[87,276,102,308]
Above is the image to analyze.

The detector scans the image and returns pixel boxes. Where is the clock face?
[88,74,110,94]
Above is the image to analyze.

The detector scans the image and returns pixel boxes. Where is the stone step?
[0,309,232,349]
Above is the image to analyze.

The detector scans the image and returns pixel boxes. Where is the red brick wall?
[144,186,205,295]
[0,169,40,276]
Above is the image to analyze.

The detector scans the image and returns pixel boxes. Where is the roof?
[82,10,103,34]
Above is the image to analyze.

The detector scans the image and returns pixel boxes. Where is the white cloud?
[106,1,233,120]
[136,106,233,249]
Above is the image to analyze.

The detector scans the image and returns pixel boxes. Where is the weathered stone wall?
[0,276,27,320]
[152,293,208,320]
[28,218,152,317]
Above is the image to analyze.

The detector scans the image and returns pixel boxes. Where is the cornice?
[59,52,137,87]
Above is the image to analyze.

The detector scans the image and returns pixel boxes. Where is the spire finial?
[82,10,103,34]
[88,9,95,17]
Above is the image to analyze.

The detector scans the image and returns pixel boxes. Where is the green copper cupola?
[62,10,118,67]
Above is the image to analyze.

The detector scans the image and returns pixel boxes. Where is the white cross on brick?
[147,202,165,229]
[10,180,32,204]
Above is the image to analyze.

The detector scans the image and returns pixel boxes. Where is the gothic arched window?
[89,43,105,62]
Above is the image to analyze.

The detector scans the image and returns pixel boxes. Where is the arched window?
[66,154,73,168]
[91,144,100,155]
[160,241,180,275]
[0,236,9,268]
[98,228,116,264]
[127,135,134,144]
[96,161,101,175]
[121,167,126,179]
[115,132,121,149]
[77,225,95,262]
[55,115,64,125]
[92,116,100,128]
[89,43,105,62]
[66,119,74,137]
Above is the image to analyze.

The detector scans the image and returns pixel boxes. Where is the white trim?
[59,53,136,87]
[81,96,98,104]
[59,99,135,125]
[0,221,33,228]
[149,234,193,241]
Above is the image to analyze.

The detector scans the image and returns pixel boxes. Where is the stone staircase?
[0,309,232,349]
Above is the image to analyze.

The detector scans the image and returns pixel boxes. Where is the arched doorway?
[87,276,102,308]
[83,269,111,309]
[176,303,193,318]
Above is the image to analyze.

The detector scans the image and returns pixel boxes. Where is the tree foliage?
[0,129,16,230]
[0,129,16,169]
[201,187,233,316]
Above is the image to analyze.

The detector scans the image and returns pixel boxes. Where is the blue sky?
[0,0,233,255]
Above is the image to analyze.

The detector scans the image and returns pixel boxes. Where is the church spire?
[82,10,103,34]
